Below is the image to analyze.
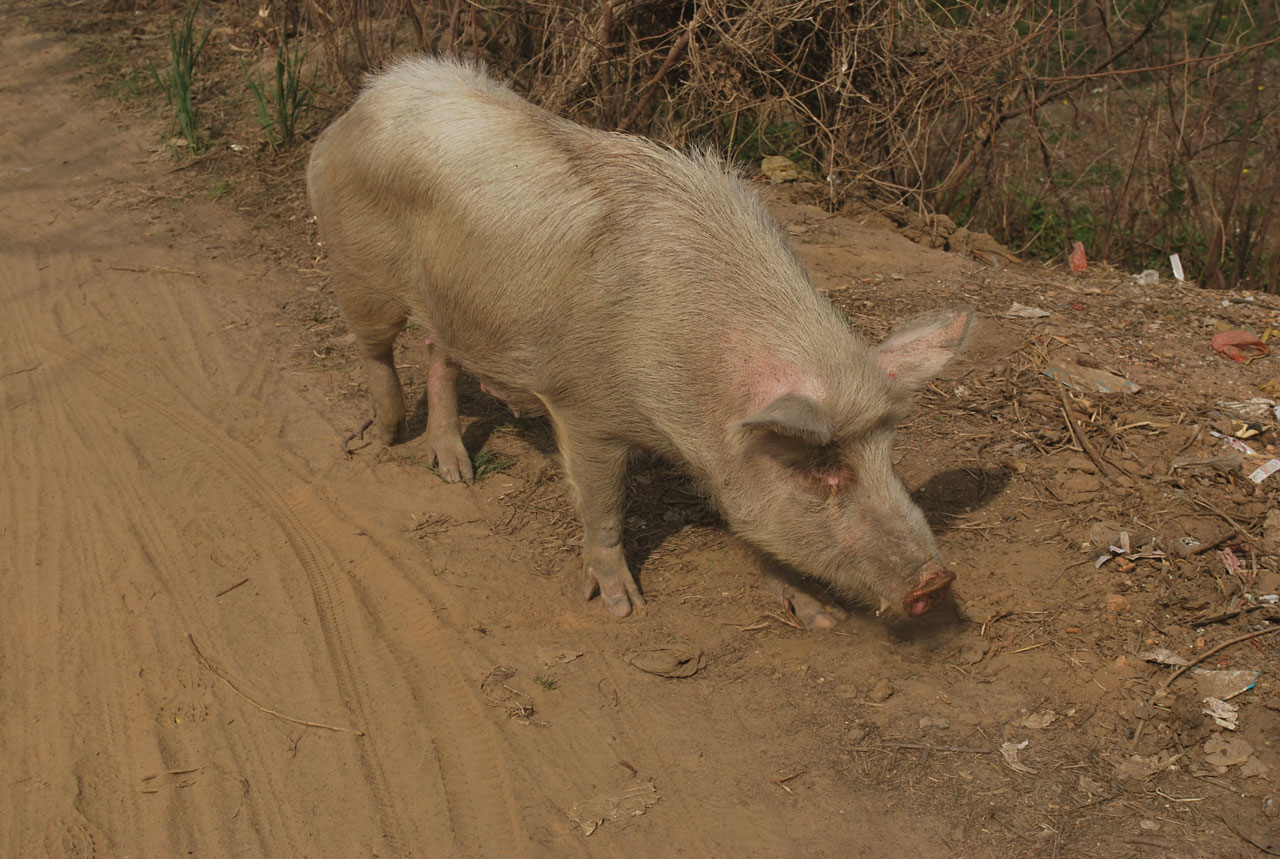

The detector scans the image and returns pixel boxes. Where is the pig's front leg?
[424,345,474,483]
[546,407,644,617]
[761,559,849,630]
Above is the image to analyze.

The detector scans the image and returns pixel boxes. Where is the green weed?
[245,35,315,152]
[472,448,515,480]
[149,1,211,152]
[209,178,233,199]
[532,674,558,691]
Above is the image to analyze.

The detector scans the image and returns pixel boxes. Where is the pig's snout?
[902,561,955,617]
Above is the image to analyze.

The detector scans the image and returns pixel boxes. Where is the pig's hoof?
[776,586,849,630]
[427,437,474,483]
[584,564,645,618]
[370,413,407,445]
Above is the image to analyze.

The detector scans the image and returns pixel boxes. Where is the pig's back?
[308,59,638,379]
[308,57,851,424]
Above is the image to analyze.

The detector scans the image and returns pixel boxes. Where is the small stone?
[958,638,990,665]
[868,678,894,702]
[760,155,801,183]
[1104,594,1131,614]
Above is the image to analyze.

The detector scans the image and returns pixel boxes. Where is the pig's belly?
[473,375,547,418]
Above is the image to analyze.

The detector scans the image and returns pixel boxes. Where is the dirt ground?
[4,8,1280,858]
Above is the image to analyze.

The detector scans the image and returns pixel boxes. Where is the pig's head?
[719,308,974,622]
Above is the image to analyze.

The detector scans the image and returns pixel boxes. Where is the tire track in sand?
[3,249,320,855]
[35,335,524,856]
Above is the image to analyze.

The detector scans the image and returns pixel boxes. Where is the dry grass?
[106,0,1280,289]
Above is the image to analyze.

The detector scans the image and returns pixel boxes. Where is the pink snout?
[902,562,955,617]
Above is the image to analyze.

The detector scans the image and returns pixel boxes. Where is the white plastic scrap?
[1132,270,1159,286]
[1170,253,1185,281]
[1248,458,1280,484]
[1202,697,1240,730]
[1137,648,1190,667]
[1000,740,1037,774]
[568,781,660,835]
[1209,430,1258,456]
[1004,302,1051,319]
[1193,667,1261,700]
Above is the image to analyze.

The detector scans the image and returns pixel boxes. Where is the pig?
[306,56,974,628]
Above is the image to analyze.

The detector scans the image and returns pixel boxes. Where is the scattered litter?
[1208,430,1257,456]
[1021,711,1058,730]
[1068,240,1088,272]
[1194,667,1261,701]
[1112,751,1178,781]
[1204,733,1253,768]
[480,666,545,726]
[1045,360,1141,394]
[1170,253,1185,281]
[1132,269,1159,286]
[1138,648,1190,667]
[1248,458,1280,484]
[999,740,1037,774]
[1088,522,1158,550]
[623,645,705,678]
[1211,330,1269,363]
[568,780,660,835]
[1091,524,1165,568]
[1003,302,1050,319]
[537,648,584,667]
[1216,397,1278,423]
[1202,697,1239,730]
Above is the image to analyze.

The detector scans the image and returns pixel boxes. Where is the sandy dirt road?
[1,21,948,859]
[11,9,1280,858]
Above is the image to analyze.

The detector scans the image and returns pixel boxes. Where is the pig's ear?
[874,307,975,389]
[734,393,833,446]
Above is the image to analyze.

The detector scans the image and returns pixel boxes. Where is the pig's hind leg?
[342,291,409,445]
[545,405,644,617]
[423,344,474,483]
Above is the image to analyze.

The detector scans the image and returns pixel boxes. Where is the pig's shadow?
[404,385,1009,601]
[911,466,1011,535]
[406,380,716,579]
[403,376,559,455]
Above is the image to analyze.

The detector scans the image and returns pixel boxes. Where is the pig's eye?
[803,462,852,494]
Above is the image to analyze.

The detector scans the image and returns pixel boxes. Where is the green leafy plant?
[245,35,315,152]
[149,1,210,152]
[472,448,515,480]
